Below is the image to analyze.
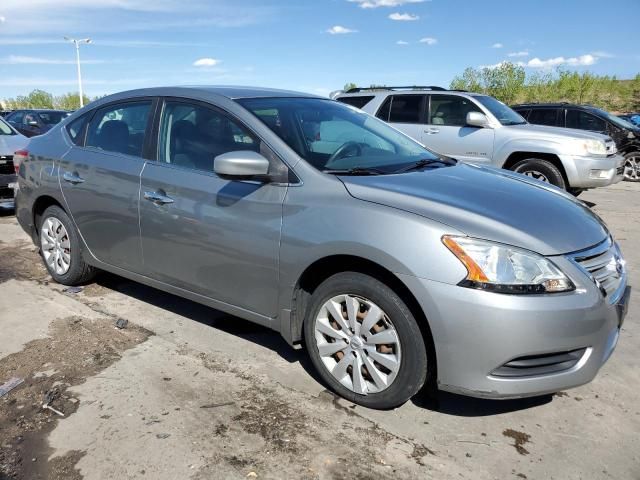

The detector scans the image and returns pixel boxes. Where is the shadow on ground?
[94,271,554,416]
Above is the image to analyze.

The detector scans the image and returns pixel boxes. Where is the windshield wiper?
[322,167,387,176]
[392,157,456,174]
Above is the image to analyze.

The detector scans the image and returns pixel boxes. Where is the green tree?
[54,92,91,110]
[343,82,357,91]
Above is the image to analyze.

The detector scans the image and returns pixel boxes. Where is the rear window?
[336,96,374,109]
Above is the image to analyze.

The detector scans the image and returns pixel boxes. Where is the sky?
[0,0,639,99]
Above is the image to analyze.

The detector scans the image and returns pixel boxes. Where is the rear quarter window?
[66,113,91,146]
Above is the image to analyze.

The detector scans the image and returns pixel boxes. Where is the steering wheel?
[328,141,364,163]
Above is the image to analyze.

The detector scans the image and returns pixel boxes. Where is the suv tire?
[511,158,566,189]
[39,205,97,285]
[303,272,428,409]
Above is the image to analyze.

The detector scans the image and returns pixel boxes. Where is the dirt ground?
[0,182,639,480]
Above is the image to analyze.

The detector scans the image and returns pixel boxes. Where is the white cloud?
[396,40,409,45]
[525,54,596,68]
[388,12,419,21]
[419,37,437,45]
[348,0,427,8]
[0,55,106,65]
[507,51,529,57]
[193,57,220,67]
[326,25,358,34]
[590,50,615,58]
[491,43,503,48]
[479,61,509,70]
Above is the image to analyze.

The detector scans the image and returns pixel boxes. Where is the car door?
[59,99,155,272]
[376,94,426,144]
[139,98,286,317]
[425,94,495,164]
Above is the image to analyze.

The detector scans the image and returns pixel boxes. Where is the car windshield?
[591,108,637,130]
[0,117,15,135]
[237,97,444,173]
[38,111,70,125]
[474,95,527,126]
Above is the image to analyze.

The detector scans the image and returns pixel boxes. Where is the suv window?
[429,95,481,126]
[158,101,259,173]
[566,109,606,132]
[23,113,38,126]
[337,96,375,109]
[86,101,152,156]
[66,113,90,146]
[528,108,560,127]
[388,95,424,124]
[7,112,24,124]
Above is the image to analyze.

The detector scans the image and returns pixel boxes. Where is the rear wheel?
[303,272,428,409]
[39,205,96,285]
[623,152,640,182]
[511,158,566,189]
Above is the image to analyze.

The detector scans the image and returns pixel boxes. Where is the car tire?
[511,158,566,189]
[568,188,583,197]
[39,205,97,285]
[623,151,640,182]
[303,272,428,409]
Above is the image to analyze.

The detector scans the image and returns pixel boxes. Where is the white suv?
[335,87,624,194]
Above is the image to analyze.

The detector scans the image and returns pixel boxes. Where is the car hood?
[339,163,608,256]
[0,134,28,156]
[507,123,611,141]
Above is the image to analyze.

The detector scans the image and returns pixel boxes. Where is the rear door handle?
[144,190,174,205]
[424,128,440,135]
[62,171,85,184]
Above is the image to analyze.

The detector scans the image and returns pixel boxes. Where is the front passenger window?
[158,101,259,173]
[86,101,152,156]
[429,95,481,127]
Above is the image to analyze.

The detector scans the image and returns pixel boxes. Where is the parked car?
[15,87,630,409]
[336,87,624,195]
[0,117,28,209]
[512,103,640,182]
[5,109,71,137]
[618,113,640,127]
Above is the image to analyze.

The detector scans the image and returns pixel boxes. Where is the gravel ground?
[0,181,638,480]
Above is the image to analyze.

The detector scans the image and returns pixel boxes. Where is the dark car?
[0,110,13,118]
[512,103,640,182]
[5,109,71,138]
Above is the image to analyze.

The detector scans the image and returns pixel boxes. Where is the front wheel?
[623,152,640,182]
[303,272,428,409]
[511,158,566,189]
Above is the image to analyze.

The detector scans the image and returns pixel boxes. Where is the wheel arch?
[289,254,437,382]
[502,151,569,185]
[32,195,65,238]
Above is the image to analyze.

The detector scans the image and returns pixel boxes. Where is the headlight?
[565,138,607,156]
[442,236,574,294]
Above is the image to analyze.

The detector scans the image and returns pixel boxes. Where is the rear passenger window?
[158,101,259,173]
[566,110,606,132]
[337,96,375,109]
[66,113,90,146]
[528,109,560,127]
[429,95,481,126]
[388,95,424,124]
[86,101,152,156]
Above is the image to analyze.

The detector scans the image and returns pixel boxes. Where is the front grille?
[0,155,14,175]
[492,348,587,377]
[572,239,624,298]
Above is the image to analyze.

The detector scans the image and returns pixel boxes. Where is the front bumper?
[399,255,629,399]
[560,153,625,189]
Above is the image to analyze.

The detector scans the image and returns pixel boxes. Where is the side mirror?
[214,150,270,179]
[466,111,490,128]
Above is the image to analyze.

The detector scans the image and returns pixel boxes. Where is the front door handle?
[424,128,440,135]
[144,191,174,205]
[62,171,85,184]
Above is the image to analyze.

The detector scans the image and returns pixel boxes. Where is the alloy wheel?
[40,217,71,275]
[624,156,640,181]
[522,170,550,183]
[313,294,401,395]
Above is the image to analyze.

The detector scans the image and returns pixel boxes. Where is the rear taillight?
[13,149,28,175]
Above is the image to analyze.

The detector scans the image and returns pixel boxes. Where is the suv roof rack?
[345,86,447,93]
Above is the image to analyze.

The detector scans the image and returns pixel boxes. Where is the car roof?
[337,88,484,97]
[10,109,70,113]
[512,103,596,109]
[94,86,322,102]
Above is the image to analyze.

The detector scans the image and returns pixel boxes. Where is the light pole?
[64,37,91,108]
